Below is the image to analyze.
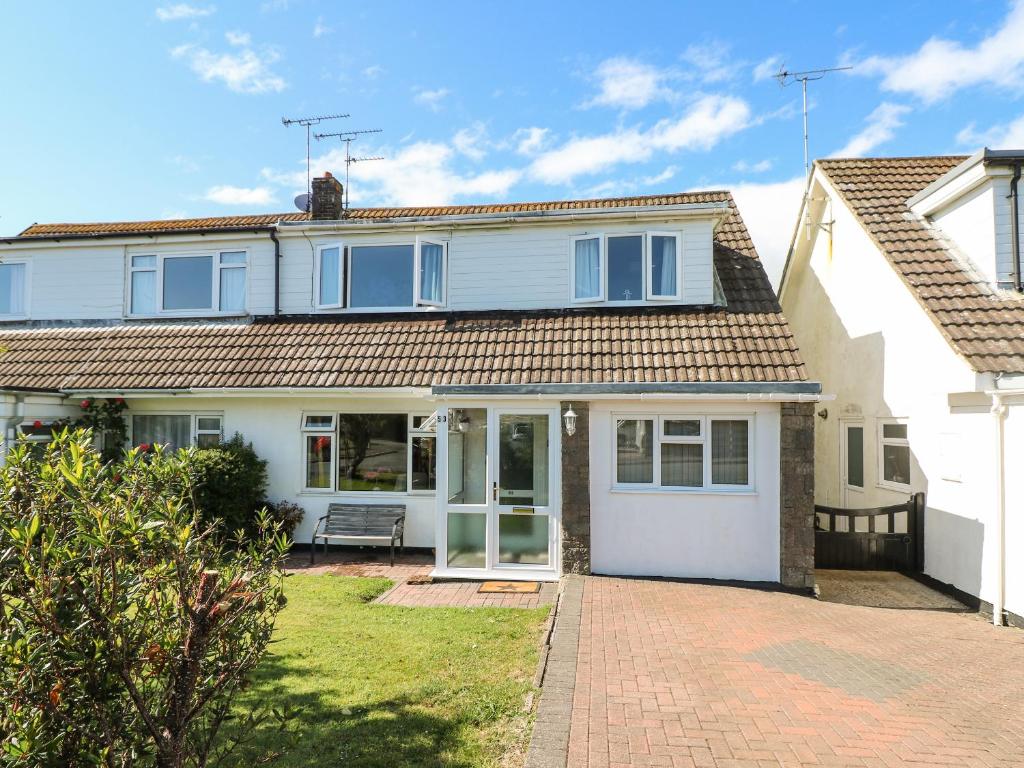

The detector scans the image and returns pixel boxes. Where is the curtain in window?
[661,444,702,487]
[132,415,191,451]
[0,263,25,315]
[574,238,600,299]
[319,247,340,305]
[652,235,677,297]
[131,270,156,314]
[711,420,749,485]
[219,267,246,312]
[419,243,444,303]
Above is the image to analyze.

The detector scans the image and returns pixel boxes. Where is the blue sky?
[3,0,1024,281]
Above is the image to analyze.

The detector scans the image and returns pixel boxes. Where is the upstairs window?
[129,251,247,316]
[0,261,28,318]
[314,240,447,310]
[570,232,682,303]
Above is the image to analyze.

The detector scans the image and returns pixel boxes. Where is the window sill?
[298,489,436,498]
[610,486,757,496]
[0,315,29,322]
[126,311,250,320]
[312,305,445,314]
[876,481,912,493]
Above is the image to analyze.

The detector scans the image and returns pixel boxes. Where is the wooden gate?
[814,492,925,571]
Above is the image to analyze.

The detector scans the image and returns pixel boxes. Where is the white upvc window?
[315,244,345,309]
[301,413,336,491]
[569,234,605,302]
[877,418,911,490]
[613,414,753,492]
[131,413,223,451]
[128,250,248,317]
[0,260,30,319]
[645,232,682,300]
[415,238,447,307]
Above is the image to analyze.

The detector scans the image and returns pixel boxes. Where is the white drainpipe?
[991,392,1007,627]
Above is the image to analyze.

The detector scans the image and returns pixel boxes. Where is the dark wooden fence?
[814,492,925,571]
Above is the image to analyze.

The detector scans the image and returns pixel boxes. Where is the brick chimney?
[311,172,344,220]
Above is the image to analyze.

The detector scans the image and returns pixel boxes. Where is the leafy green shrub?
[262,499,305,540]
[191,433,269,538]
[0,428,293,767]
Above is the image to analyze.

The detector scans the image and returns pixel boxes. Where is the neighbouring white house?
[0,173,820,587]
[780,149,1024,625]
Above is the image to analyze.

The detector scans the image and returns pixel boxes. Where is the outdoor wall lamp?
[818,408,829,420]
[562,404,577,437]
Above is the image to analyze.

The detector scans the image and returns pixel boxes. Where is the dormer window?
[570,232,682,303]
[315,239,448,310]
[0,261,28,319]
[129,250,247,317]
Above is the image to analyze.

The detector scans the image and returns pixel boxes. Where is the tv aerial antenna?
[774,66,852,179]
[315,129,384,211]
[281,112,349,211]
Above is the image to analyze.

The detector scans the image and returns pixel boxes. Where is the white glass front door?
[438,406,559,578]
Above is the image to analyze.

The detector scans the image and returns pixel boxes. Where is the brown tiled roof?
[817,156,1024,373]
[14,191,729,239]
[0,195,806,390]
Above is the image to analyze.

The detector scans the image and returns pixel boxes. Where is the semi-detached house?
[0,173,819,587]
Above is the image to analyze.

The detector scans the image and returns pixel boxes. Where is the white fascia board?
[908,160,991,217]
[61,387,434,399]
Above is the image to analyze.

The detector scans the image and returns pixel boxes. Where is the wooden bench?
[310,503,406,566]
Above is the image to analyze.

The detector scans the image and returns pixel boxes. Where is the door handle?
[493,481,498,501]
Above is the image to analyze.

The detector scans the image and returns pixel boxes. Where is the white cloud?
[512,127,549,156]
[733,159,773,173]
[171,41,286,94]
[313,16,332,38]
[752,55,782,83]
[156,3,214,21]
[204,185,274,205]
[584,57,672,110]
[832,102,910,157]
[530,95,752,184]
[727,176,806,288]
[170,154,200,173]
[453,122,489,161]
[414,87,450,111]
[681,43,741,84]
[642,166,677,186]
[957,114,1024,148]
[225,30,251,46]
[856,0,1024,103]
[362,64,384,79]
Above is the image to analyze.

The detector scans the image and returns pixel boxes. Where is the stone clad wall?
[560,401,591,574]
[780,402,816,590]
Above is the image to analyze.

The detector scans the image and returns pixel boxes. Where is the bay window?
[302,412,437,493]
[132,414,222,451]
[314,240,447,310]
[570,231,683,304]
[878,419,910,489]
[614,414,753,491]
[129,251,247,316]
[0,261,28,318]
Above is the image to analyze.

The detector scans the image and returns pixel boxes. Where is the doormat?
[478,581,541,594]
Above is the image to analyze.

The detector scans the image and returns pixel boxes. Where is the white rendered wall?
[930,180,999,286]
[588,401,781,582]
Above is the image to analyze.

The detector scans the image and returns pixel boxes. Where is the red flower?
[139,443,150,453]
[115,397,125,405]
[80,399,91,409]
[32,420,42,429]
[113,473,122,483]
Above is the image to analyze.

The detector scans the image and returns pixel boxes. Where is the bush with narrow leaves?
[0,428,295,768]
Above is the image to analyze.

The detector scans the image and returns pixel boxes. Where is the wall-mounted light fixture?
[817,408,829,420]
[563,404,577,436]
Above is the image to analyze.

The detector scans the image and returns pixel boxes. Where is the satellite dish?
[294,193,310,212]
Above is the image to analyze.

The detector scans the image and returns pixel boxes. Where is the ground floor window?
[302,412,436,494]
[613,414,753,491]
[131,414,222,451]
[878,419,910,489]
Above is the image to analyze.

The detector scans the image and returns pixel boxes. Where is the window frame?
[877,418,911,491]
[605,233,646,304]
[414,237,448,308]
[195,415,224,448]
[0,258,31,320]
[645,231,683,301]
[314,243,345,310]
[569,234,606,303]
[407,412,438,495]
[346,241,418,311]
[129,412,224,450]
[126,249,249,318]
[300,412,337,492]
[612,413,755,493]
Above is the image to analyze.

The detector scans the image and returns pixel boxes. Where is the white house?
[0,173,819,587]
[780,150,1024,625]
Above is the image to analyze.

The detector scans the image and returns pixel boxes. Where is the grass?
[233,575,550,768]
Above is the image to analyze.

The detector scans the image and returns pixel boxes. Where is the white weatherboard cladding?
[782,169,1024,618]
[588,401,781,582]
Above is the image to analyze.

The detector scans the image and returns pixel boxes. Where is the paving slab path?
[566,576,1024,768]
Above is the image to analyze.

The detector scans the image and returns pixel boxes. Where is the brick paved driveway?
[569,577,1024,768]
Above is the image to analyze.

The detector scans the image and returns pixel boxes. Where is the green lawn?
[235,575,550,768]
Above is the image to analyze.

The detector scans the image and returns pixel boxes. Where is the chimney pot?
[311,172,344,220]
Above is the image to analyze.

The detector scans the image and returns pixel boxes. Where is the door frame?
[839,418,865,508]
[433,403,562,581]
